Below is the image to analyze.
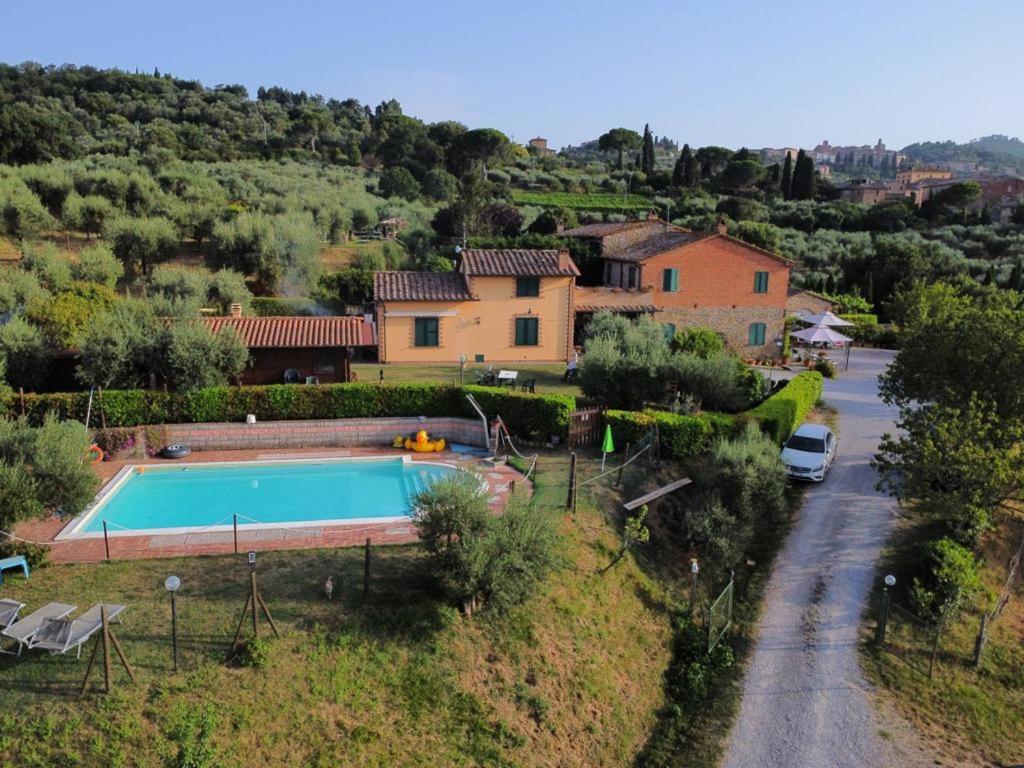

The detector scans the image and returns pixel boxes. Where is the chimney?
[558,248,573,270]
[229,302,243,318]
[715,216,728,235]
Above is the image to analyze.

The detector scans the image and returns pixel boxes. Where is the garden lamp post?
[875,574,895,644]
[165,575,181,672]
[689,558,699,612]
[458,354,467,385]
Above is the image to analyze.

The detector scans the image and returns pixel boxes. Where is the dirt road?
[722,349,937,768]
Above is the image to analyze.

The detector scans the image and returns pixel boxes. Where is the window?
[515,317,539,346]
[748,322,766,346]
[754,271,769,293]
[662,268,679,292]
[516,276,540,297]
[663,323,676,341]
[313,351,336,375]
[627,266,637,289]
[604,262,612,285]
[414,317,439,347]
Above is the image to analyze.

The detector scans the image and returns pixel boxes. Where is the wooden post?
[973,612,989,670]
[363,538,371,602]
[229,593,253,654]
[101,606,112,693]
[233,514,239,554]
[102,521,111,562]
[614,442,631,489]
[79,634,102,698]
[18,387,25,417]
[108,627,135,683]
[566,452,577,511]
[928,620,942,679]
[249,571,259,639]
[508,480,516,497]
[256,593,280,637]
[98,386,106,429]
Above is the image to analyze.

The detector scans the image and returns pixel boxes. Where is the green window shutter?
[516,277,540,297]
[414,318,439,347]
[662,268,679,292]
[515,317,539,346]
[754,271,769,293]
[748,322,766,346]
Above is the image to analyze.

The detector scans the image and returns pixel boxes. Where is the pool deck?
[15,447,528,564]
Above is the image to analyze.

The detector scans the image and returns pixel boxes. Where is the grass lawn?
[353,362,582,398]
[0,453,673,767]
[862,512,1024,766]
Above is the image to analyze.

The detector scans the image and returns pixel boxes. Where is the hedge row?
[747,371,824,444]
[7,384,576,439]
[606,409,738,460]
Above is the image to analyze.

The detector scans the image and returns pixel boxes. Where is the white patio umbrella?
[790,321,853,345]
[798,310,853,327]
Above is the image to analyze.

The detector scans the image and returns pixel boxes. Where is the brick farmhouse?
[560,220,792,355]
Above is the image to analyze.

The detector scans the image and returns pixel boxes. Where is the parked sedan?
[780,423,837,482]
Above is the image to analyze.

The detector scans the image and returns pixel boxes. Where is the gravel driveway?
[721,348,938,768]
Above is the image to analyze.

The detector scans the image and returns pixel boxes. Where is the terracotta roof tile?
[604,231,707,262]
[374,271,474,302]
[461,249,580,277]
[202,316,375,348]
[574,286,657,313]
[560,221,662,238]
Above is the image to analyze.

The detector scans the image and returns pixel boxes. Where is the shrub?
[250,297,317,316]
[814,358,836,378]
[10,383,575,439]
[606,409,737,460]
[910,538,982,622]
[412,474,558,616]
[746,371,823,444]
[670,327,724,359]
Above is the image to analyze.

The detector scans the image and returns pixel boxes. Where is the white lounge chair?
[1,602,75,656]
[0,598,24,629]
[30,603,127,659]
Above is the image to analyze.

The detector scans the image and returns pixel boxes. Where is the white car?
[780,423,837,482]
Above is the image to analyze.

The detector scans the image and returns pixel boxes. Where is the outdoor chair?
[0,598,24,629]
[0,554,29,585]
[30,603,127,659]
[477,372,496,386]
[0,602,75,656]
[283,369,301,384]
[520,378,536,394]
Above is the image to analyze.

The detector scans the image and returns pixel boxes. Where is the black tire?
[161,444,191,460]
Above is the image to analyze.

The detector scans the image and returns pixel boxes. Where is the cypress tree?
[791,150,816,200]
[1009,258,1023,291]
[770,163,780,184]
[781,153,793,200]
[641,124,655,175]
[672,144,691,186]
[683,155,699,187]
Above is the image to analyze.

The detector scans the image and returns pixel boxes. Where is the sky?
[2,0,1022,151]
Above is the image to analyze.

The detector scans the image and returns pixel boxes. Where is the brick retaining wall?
[160,416,487,452]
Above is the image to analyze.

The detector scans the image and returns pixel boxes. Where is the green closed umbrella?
[601,425,615,470]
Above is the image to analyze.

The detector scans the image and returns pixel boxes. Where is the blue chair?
[0,555,29,585]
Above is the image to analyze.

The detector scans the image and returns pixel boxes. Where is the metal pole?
[103,521,111,562]
[875,585,891,644]
[249,571,258,639]
[363,538,371,602]
[101,606,112,693]
[170,592,178,673]
[233,514,238,554]
[614,442,631,489]
[566,452,577,510]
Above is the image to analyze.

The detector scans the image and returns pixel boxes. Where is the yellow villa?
[374,249,579,363]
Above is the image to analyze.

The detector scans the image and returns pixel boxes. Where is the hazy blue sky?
[3,0,1020,150]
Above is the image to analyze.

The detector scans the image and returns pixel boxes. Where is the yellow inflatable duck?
[404,429,446,452]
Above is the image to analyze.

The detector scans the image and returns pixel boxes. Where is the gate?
[883,602,943,678]
[567,407,605,449]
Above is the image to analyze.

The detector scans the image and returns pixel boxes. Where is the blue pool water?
[76,459,454,534]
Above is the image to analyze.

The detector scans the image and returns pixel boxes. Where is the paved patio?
[15,447,528,564]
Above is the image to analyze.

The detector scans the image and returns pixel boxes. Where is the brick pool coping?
[15,447,528,564]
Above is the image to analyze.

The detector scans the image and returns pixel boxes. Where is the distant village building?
[908,174,1024,220]
[835,178,893,205]
[527,137,555,156]
[894,167,953,193]
[812,138,905,169]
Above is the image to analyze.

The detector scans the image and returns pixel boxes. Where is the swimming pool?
[58,456,455,539]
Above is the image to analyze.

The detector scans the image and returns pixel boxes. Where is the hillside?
[901,134,1024,172]
[0,457,676,767]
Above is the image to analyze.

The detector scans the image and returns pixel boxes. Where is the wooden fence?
[567,406,605,449]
